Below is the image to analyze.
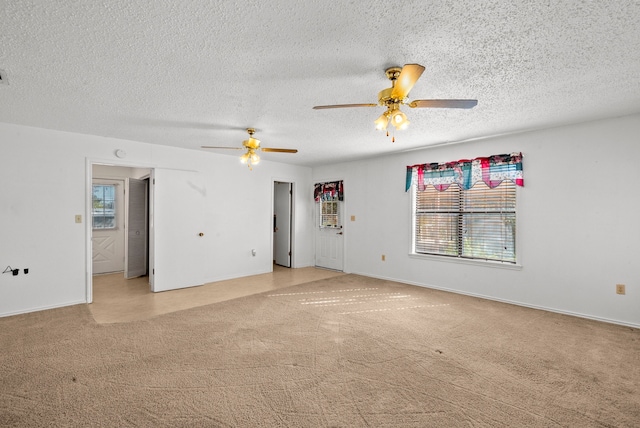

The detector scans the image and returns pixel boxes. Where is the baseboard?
[203,268,273,285]
[0,299,87,318]
[351,272,640,329]
[313,266,344,272]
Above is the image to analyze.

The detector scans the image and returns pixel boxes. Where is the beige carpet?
[1,275,639,427]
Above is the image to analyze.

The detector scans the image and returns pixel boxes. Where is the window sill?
[408,253,523,270]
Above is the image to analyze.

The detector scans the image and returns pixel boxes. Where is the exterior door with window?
[315,199,344,271]
[92,179,125,274]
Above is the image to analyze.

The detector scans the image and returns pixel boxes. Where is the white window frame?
[319,200,341,229]
[92,182,119,230]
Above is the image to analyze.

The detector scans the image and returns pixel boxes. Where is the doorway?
[89,164,151,302]
[273,181,293,268]
[92,166,150,278]
[87,163,209,303]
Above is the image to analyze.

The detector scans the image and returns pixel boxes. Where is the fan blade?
[313,103,377,109]
[408,99,478,109]
[391,64,425,99]
[261,148,298,153]
[201,146,243,150]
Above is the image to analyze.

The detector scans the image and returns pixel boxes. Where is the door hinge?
[288,251,291,256]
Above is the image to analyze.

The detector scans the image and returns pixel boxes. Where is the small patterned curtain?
[314,181,344,202]
[405,152,524,192]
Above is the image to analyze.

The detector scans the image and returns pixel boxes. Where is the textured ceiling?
[2,1,640,166]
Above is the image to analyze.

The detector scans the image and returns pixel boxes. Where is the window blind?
[415,180,516,263]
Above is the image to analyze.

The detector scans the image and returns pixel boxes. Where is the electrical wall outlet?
[381,254,386,261]
[616,284,626,295]
[351,215,356,221]
[75,215,82,223]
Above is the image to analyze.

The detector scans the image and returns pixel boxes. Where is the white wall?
[3,115,638,326]
[312,114,640,327]
[0,122,314,317]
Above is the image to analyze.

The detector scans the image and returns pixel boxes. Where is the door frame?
[85,157,156,303]
[271,178,295,269]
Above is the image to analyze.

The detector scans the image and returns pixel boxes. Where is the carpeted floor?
[1,274,639,427]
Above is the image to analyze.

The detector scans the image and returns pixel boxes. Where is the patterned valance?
[314,181,343,202]
[406,152,524,192]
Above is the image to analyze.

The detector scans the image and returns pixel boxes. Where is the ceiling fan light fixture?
[390,109,409,130]
[374,112,389,130]
[240,152,251,164]
[250,152,260,165]
[240,149,260,169]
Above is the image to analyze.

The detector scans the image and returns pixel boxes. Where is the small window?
[320,201,340,228]
[92,184,117,229]
[413,180,517,263]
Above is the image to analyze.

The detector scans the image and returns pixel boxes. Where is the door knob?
[198,232,204,237]
[336,232,343,235]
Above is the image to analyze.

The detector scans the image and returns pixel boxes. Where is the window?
[413,180,517,263]
[92,184,117,229]
[320,201,340,228]
[407,153,523,264]
[314,180,344,228]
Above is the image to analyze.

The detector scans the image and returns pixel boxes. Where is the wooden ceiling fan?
[201,128,297,169]
[313,64,477,139]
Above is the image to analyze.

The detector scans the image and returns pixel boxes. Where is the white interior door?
[92,179,125,274]
[274,182,292,267]
[125,177,148,279]
[150,169,206,292]
[315,200,344,271]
